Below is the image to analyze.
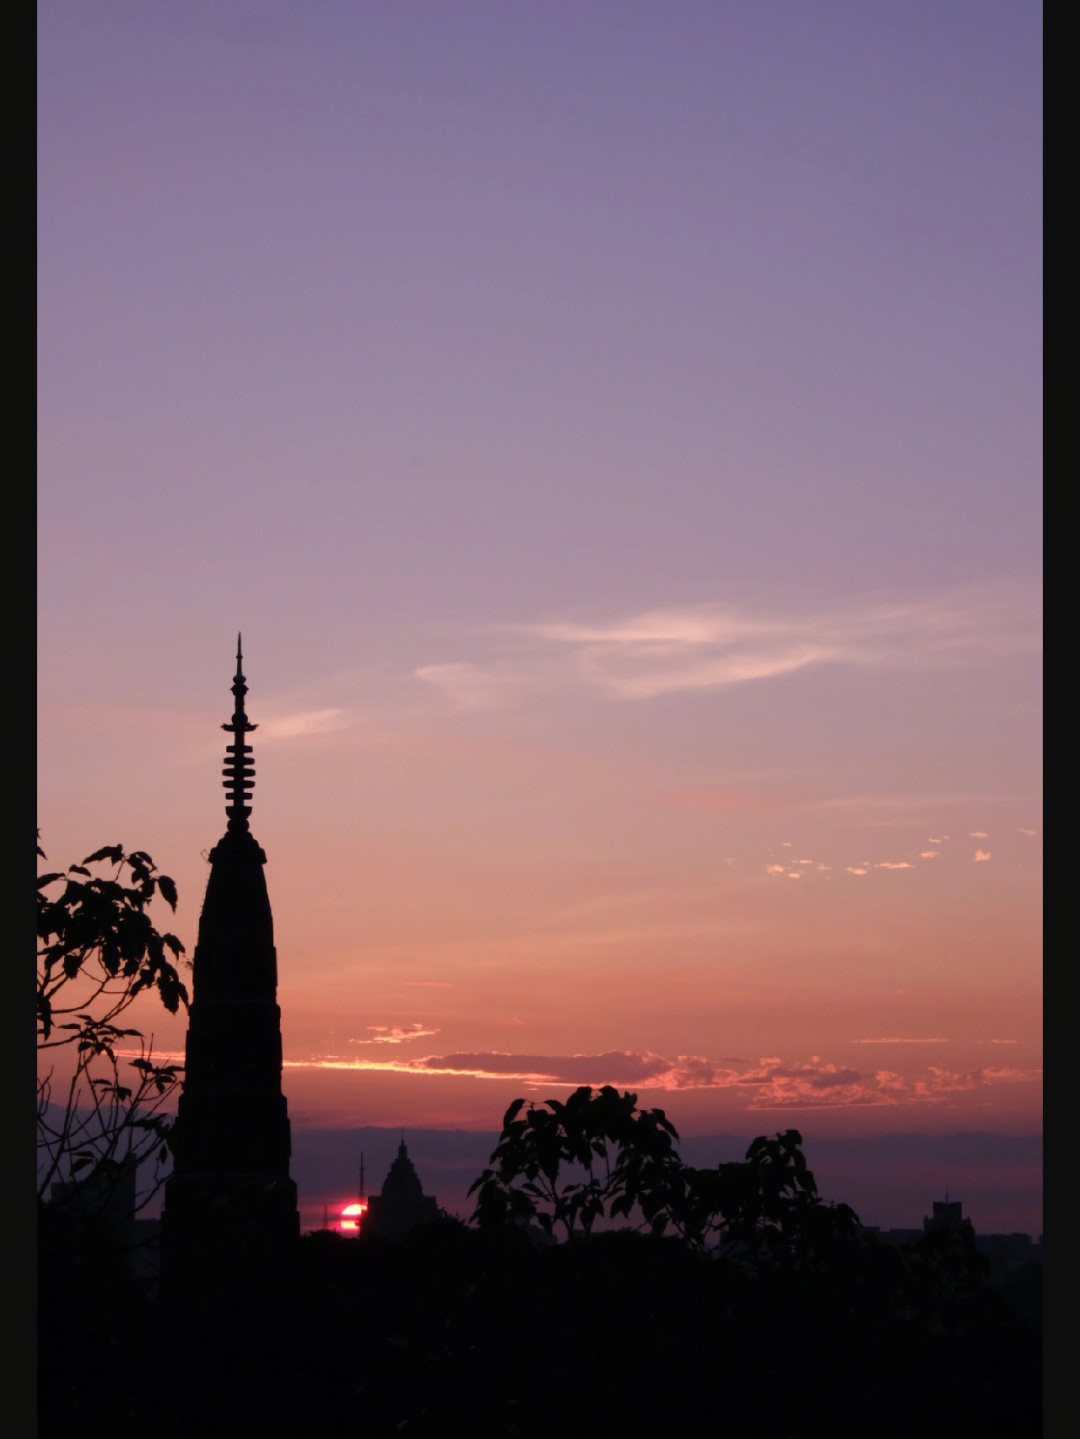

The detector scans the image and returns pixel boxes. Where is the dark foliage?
[39,1095,1040,1437]
[469,1087,861,1258]
[469,1086,681,1238]
[38,1214,1040,1438]
[37,841,188,1211]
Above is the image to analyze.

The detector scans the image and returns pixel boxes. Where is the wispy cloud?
[906,1067,1039,1100]
[281,1048,1040,1110]
[285,1048,735,1088]
[853,1037,950,1045]
[416,582,1038,707]
[974,850,992,862]
[257,708,349,740]
[746,1060,1041,1110]
[349,1024,440,1045]
[413,663,522,712]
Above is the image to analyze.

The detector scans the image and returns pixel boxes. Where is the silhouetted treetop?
[469,1088,861,1254]
[37,840,188,1209]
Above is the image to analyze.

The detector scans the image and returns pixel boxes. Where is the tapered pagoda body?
[163,640,299,1277]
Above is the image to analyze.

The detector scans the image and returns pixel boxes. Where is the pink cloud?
[257,708,348,740]
[974,850,991,862]
[909,1066,1036,1099]
[747,1059,1040,1110]
[509,585,1040,701]
[279,1049,1040,1111]
[350,1024,441,1045]
[853,1037,949,1045]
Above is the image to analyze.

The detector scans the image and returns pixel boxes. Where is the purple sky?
[39,2,1041,1232]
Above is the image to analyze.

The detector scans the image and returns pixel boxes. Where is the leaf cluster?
[37,841,190,1210]
[38,843,186,1042]
[469,1089,862,1258]
[469,1086,680,1240]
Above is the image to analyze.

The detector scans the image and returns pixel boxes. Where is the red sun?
[340,1202,367,1233]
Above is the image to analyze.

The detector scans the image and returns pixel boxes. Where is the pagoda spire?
[221,633,258,830]
[163,639,299,1284]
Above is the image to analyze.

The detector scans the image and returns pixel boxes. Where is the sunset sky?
[38,1,1041,1233]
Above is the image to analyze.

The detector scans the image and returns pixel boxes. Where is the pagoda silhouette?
[163,639,299,1276]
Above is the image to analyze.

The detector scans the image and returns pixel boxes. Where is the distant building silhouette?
[50,1153,161,1278]
[864,1194,1041,1300]
[362,1137,440,1238]
[923,1198,964,1234]
[163,639,299,1275]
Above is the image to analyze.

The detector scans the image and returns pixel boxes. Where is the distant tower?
[163,639,299,1275]
[362,1136,440,1239]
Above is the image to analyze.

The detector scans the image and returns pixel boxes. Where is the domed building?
[362,1138,440,1239]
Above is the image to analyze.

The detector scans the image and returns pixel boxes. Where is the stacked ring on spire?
[220,641,259,828]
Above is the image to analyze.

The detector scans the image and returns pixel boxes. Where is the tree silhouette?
[469,1086,681,1238]
[667,1129,861,1254]
[469,1091,862,1258]
[37,841,188,1213]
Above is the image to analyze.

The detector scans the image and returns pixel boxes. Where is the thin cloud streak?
[256,708,350,740]
[417,583,1038,707]
[281,1049,1040,1110]
[853,1038,950,1045]
[413,663,521,712]
[350,1024,441,1045]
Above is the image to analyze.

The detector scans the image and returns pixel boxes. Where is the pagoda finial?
[221,637,258,829]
